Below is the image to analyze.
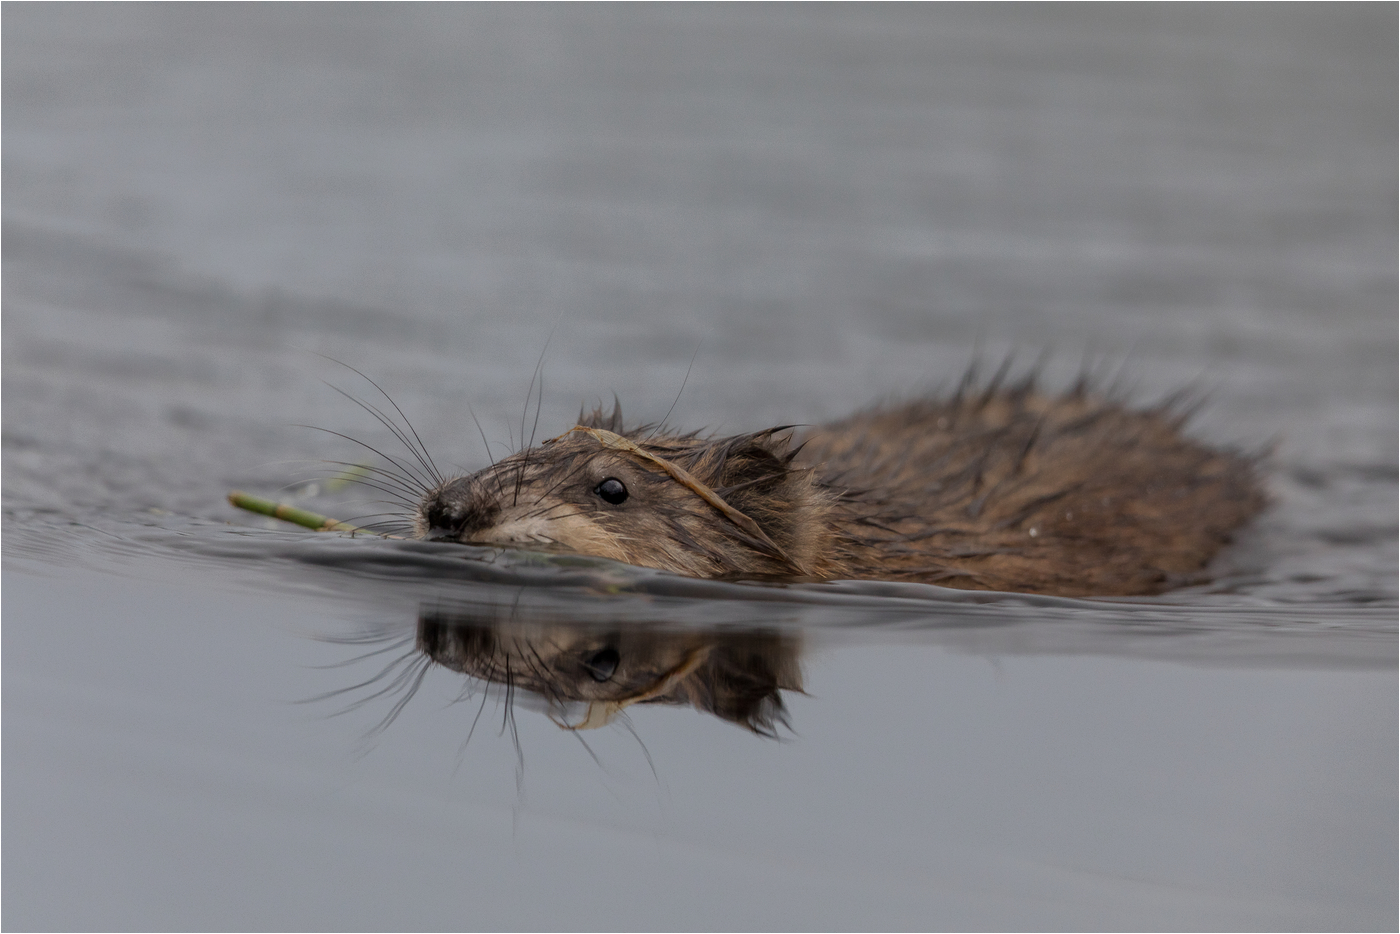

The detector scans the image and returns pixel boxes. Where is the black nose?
[423,499,465,540]
[421,478,498,541]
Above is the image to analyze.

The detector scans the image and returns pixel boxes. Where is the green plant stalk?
[227,490,370,535]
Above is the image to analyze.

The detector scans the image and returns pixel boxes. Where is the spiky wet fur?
[415,379,1265,597]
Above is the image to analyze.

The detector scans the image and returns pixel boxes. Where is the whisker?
[314,355,444,486]
[305,634,417,669]
[500,657,515,736]
[364,655,434,737]
[525,458,593,504]
[327,653,436,718]
[296,426,433,500]
[340,519,416,535]
[507,677,525,791]
[461,675,494,751]
[570,730,605,766]
[320,383,440,492]
[334,475,421,507]
[516,326,558,508]
[297,644,422,704]
[616,712,661,787]
[315,458,427,494]
[468,403,497,470]
[647,338,703,441]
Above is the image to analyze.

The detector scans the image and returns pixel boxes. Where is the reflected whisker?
[305,633,417,669]
[363,654,434,737]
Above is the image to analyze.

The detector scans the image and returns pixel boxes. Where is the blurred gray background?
[4,5,1396,930]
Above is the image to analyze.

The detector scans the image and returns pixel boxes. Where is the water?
[4,6,1396,929]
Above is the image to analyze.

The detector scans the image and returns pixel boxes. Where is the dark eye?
[594,477,628,505]
[583,647,620,682]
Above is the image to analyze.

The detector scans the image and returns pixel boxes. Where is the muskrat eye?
[594,477,628,505]
[583,647,620,682]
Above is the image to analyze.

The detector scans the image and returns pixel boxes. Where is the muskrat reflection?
[418,606,803,737]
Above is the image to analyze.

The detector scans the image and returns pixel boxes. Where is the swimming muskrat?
[414,378,1265,597]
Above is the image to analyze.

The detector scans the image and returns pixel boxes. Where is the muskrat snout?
[418,477,499,542]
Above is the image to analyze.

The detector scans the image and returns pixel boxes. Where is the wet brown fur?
[415,381,1265,597]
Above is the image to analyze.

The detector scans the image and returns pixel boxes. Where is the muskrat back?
[415,383,1264,597]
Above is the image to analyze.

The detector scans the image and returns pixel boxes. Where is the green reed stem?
[228,490,372,535]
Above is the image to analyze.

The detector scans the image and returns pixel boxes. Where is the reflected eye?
[595,477,628,505]
[584,647,620,682]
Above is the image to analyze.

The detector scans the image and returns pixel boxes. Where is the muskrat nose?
[423,499,467,541]
[421,478,499,542]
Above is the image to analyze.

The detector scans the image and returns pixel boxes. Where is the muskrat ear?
[713,435,791,492]
[578,395,625,433]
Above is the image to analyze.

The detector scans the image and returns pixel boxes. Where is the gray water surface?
[4,6,1396,930]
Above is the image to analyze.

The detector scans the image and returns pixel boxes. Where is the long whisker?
[569,731,620,785]
[521,457,593,504]
[364,655,434,737]
[297,646,422,707]
[329,654,434,718]
[522,643,570,710]
[338,516,417,534]
[320,382,440,491]
[516,325,560,507]
[314,458,427,495]
[462,674,494,750]
[528,370,546,453]
[500,657,515,736]
[648,338,703,441]
[327,384,437,486]
[468,403,496,469]
[332,473,423,506]
[314,355,443,486]
[616,712,661,787]
[296,426,433,499]
[305,633,417,669]
[336,485,419,514]
[507,675,525,793]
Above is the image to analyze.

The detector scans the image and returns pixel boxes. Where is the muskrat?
[414,377,1265,597]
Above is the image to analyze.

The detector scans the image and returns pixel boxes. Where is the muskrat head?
[414,404,837,580]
